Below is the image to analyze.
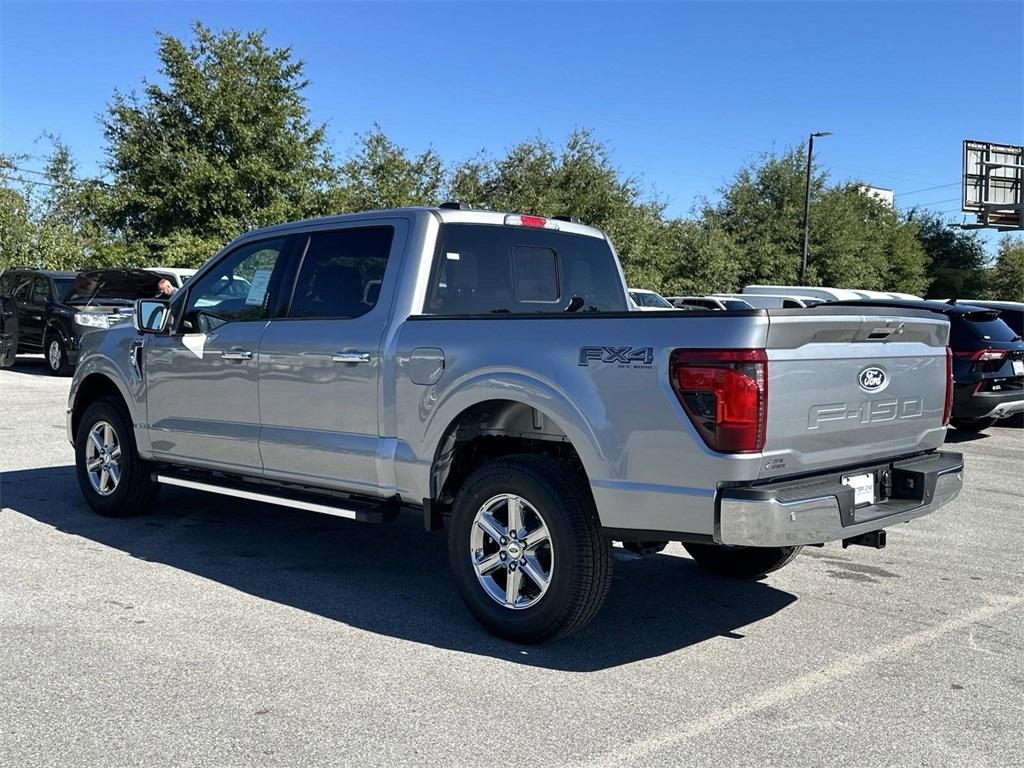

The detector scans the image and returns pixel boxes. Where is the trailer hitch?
[842,530,887,550]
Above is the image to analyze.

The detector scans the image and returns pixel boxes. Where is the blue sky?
[1,1,1021,248]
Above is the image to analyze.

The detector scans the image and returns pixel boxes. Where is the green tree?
[659,219,741,296]
[910,212,988,299]
[0,169,35,271]
[705,146,929,294]
[99,22,336,266]
[987,236,1024,302]
[704,147,818,287]
[331,127,444,211]
[448,130,681,287]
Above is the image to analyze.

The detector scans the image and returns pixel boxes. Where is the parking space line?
[577,594,1024,768]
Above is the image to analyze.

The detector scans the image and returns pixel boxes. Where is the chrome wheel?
[470,493,553,610]
[48,339,61,371]
[85,420,122,496]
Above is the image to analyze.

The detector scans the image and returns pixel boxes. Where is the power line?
[0,172,60,189]
[897,182,960,196]
[905,197,961,208]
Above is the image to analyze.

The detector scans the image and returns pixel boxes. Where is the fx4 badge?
[578,346,654,368]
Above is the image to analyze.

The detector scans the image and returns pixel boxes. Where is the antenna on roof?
[439,201,472,210]
[553,215,581,224]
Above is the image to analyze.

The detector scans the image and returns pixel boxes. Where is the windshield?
[722,299,753,310]
[65,270,163,304]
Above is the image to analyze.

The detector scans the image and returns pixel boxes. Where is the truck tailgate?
[760,309,950,480]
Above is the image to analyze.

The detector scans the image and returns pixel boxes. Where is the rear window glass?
[425,224,626,315]
[951,313,1020,344]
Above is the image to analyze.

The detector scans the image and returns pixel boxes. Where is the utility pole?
[801,131,832,283]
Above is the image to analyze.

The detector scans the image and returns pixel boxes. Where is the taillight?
[953,348,1006,361]
[504,213,559,229]
[943,347,953,426]
[670,349,767,453]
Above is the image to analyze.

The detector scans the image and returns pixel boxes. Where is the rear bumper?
[953,382,1024,421]
[716,451,963,547]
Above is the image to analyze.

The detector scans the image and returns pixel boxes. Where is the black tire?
[447,454,613,644]
[45,333,74,377]
[75,396,159,517]
[0,297,17,368]
[683,543,802,579]
[951,417,997,432]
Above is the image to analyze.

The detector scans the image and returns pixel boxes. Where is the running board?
[154,473,396,523]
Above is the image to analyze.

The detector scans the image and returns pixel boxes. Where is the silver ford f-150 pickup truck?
[68,205,963,642]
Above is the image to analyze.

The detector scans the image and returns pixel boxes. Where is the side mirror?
[134,298,170,334]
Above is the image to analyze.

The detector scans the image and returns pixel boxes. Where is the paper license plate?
[1012,359,1023,376]
[842,472,876,507]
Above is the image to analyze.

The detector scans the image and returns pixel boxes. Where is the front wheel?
[447,455,613,643]
[45,334,73,376]
[75,397,159,517]
[683,543,802,579]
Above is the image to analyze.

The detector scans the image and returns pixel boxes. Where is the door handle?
[221,349,253,361]
[332,351,371,364]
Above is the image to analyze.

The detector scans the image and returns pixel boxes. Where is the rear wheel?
[447,455,612,643]
[951,417,997,432]
[75,397,159,517]
[683,543,802,579]
[45,334,73,377]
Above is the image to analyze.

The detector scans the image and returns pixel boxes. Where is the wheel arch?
[70,372,131,438]
[427,397,602,519]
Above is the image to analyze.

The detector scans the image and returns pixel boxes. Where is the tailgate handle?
[867,323,904,340]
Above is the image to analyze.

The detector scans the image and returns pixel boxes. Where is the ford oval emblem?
[859,366,887,391]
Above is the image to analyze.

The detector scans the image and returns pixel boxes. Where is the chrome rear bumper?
[716,451,963,547]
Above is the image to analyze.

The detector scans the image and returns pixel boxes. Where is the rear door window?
[426,224,626,315]
[31,277,52,305]
[288,227,394,319]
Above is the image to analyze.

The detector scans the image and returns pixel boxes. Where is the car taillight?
[943,347,953,426]
[953,348,1006,361]
[504,213,559,229]
[670,349,767,453]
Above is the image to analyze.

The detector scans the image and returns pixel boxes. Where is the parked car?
[712,293,822,309]
[831,299,1024,432]
[742,285,922,303]
[145,267,196,289]
[0,268,79,372]
[0,267,169,375]
[668,295,753,310]
[628,288,676,310]
[955,300,1023,336]
[68,206,962,642]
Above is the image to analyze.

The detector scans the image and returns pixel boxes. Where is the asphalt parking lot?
[2,356,1022,768]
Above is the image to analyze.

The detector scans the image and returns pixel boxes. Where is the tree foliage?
[99,22,335,265]
[0,22,1003,301]
[910,211,989,299]
[705,147,929,294]
[987,236,1024,302]
[331,127,444,212]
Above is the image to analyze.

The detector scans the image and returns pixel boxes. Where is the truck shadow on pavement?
[2,465,797,672]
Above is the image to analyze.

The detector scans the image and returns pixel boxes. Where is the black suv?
[0,267,168,375]
[832,299,1024,432]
